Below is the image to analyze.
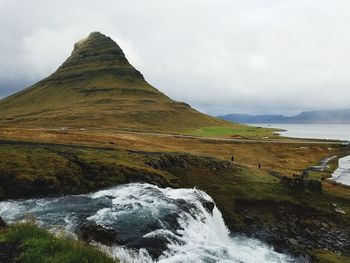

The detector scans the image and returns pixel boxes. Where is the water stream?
[331,155,350,186]
[0,183,294,263]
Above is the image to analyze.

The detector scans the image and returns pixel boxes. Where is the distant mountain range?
[219,109,350,124]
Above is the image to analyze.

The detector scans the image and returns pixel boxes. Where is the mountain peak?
[72,32,116,54]
[0,32,230,131]
[54,32,144,81]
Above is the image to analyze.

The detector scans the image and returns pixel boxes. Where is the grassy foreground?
[0,141,172,199]
[0,224,117,263]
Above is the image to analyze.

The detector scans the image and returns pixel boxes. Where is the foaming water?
[331,155,350,186]
[0,183,294,263]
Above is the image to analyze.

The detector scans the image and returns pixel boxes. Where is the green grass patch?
[186,125,279,139]
[312,250,349,263]
[0,142,169,200]
[0,224,117,263]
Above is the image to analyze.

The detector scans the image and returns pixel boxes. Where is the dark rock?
[288,238,299,246]
[292,177,305,190]
[127,236,170,259]
[147,154,232,174]
[162,212,182,230]
[0,217,6,229]
[281,176,292,186]
[0,242,20,263]
[234,199,350,258]
[243,216,255,225]
[76,220,118,245]
[281,175,322,193]
[306,180,322,192]
[201,199,215,214]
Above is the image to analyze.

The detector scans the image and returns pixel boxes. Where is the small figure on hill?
[258,163,261,170]
[231,156,234,162]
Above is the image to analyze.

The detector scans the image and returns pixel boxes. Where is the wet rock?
[201,200,215,215]
[162,212,182,230]
[76,220,118,245]
[127,236,170,259]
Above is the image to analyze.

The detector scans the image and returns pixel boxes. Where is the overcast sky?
[1,0,350,116]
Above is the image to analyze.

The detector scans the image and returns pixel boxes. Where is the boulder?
[201,200,215,215]
[127,236,170,259]
[76,220,118,245]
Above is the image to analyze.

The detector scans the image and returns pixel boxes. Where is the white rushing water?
[0,183,293,263]
[330,155,350,186]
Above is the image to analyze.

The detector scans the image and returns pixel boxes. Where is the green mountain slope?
[0,32,234,132]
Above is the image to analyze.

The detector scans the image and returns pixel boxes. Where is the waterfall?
[0,183,294,263]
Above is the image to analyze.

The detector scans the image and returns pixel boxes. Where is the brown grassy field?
[1,127,350,261]
[0,127,348,189]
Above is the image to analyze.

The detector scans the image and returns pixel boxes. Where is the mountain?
[219,109,350,124]
[218,114,286,124]
[0,32,232,132]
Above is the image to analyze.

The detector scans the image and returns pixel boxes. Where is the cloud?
[0,0,350,115]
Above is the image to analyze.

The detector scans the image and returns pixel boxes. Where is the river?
[252,123,350,186]
[0,183,294,263]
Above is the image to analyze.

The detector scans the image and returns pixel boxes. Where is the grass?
[0,138,349,261]
[2,138,348,220]
[0,224,117,263]
[187,125,280,139]
[312,250,350,263]
[0,141,171,200]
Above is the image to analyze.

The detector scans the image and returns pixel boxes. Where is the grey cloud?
[1,0,350,115]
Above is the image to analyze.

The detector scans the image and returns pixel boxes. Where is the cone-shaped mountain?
[0,32,232,131]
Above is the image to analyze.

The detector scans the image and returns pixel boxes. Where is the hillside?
[0,32,232,132]
[219,109,350,124]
